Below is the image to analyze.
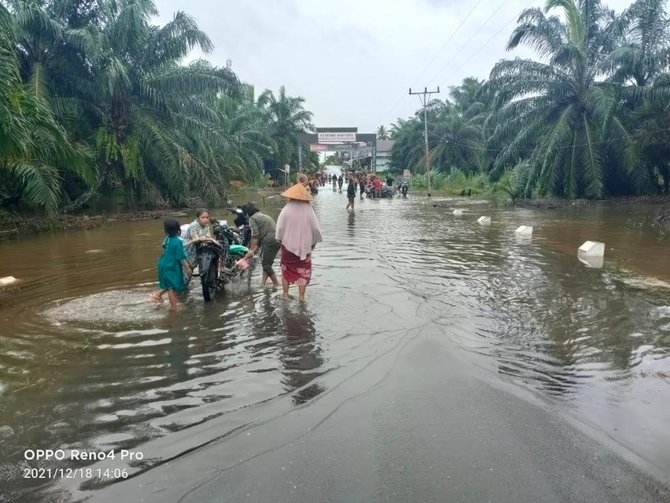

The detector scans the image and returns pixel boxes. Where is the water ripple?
[0,190,669,500]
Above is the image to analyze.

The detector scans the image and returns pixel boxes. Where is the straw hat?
[281,183,313,202]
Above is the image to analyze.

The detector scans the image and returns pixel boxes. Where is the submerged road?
[92,324,668,503]
[19,187,669,503]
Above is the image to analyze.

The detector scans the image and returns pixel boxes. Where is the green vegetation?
[389,0,670,200]
[0,0,315,215]
[376,125,390,140]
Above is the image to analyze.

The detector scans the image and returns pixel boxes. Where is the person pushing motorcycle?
[241,203,280,288]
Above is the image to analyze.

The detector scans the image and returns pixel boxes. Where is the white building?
[375,140,395,172]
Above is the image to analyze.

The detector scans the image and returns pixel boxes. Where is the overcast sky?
[156,0,634,133]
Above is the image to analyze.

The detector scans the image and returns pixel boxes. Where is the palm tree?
[608,0,670,86]
[489,0,629,198]
[0,2,90,213]
[431,107,484,174]
[389,117,424,174]
[257,85,313,169]
[86,0,239,206]
[448,77,488,117]
[213,87,273,183]
[606,0,670,194]
[376,125,389,140]
[623,74,670,194]
[1,0,321,213]
[430,79,493,174]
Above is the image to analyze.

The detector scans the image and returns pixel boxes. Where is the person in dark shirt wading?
[242,203,280,288]
[346,176,357,211]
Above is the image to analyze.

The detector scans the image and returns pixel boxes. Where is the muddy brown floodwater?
[0,190,669,502]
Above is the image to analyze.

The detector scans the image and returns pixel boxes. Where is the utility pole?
[409,86,440,197]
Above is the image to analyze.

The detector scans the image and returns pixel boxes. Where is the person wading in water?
[346,176,357,211]
[275,183,323,301]
[241,203,280,288]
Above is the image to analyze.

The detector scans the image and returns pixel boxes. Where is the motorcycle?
[196,220,253,302]
[400,182,408,197]
[368,184,396,198]
[228,208,252,247]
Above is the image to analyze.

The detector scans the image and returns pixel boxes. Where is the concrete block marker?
[578,241,605,257]
[453,209,463,216]
[477,216,491,225]
[578,241,605,269]
[515,225,533,238]
[0,276,18,287]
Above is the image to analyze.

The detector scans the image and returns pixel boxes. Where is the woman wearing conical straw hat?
[275,183,323,301]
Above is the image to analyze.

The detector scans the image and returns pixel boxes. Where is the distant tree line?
[386,0,670,199]
[0,0,316,214]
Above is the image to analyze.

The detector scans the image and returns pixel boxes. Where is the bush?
[409,168,493,196]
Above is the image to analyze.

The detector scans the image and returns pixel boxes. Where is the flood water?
[1,189,669,502]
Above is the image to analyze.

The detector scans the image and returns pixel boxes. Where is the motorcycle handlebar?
[196,239,222,249]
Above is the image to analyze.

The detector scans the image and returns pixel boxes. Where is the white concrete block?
[515,225,533,237]
[0,276,18,287]
[453,209,463,216]
[477,216,491,225]
[578,241,605,257]
[578,255,604,269]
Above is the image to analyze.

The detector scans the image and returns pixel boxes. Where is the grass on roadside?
[410,169,493,197]
[407,168,534,205]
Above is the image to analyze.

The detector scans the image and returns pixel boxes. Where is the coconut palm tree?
[488,0,629,198]
[376,125,389,140]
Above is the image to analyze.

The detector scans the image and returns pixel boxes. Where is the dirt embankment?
[514,196,670,232]
[513,195,669,209]
[0,186,285,240]
[0,209,190,240]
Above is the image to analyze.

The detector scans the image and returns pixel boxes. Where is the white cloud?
[155,0,638,132]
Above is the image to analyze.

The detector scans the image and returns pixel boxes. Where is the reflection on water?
[0,193,669,501]
[278,304,325,405]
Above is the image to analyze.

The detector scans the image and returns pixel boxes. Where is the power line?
[410,86,441,197]
[383,0,486,123]
[446,16,518,79]
[426,0,512,87]
[409,0,485,89]
[390,1,515,123]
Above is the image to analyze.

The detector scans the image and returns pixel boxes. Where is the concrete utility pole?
[409,86,440,197]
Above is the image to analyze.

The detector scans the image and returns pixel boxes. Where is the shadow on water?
[0,191,669,501]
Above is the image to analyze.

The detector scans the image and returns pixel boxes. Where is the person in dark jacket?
[346,176,357,211]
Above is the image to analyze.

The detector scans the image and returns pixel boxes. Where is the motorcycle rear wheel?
[201,263,218,302]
